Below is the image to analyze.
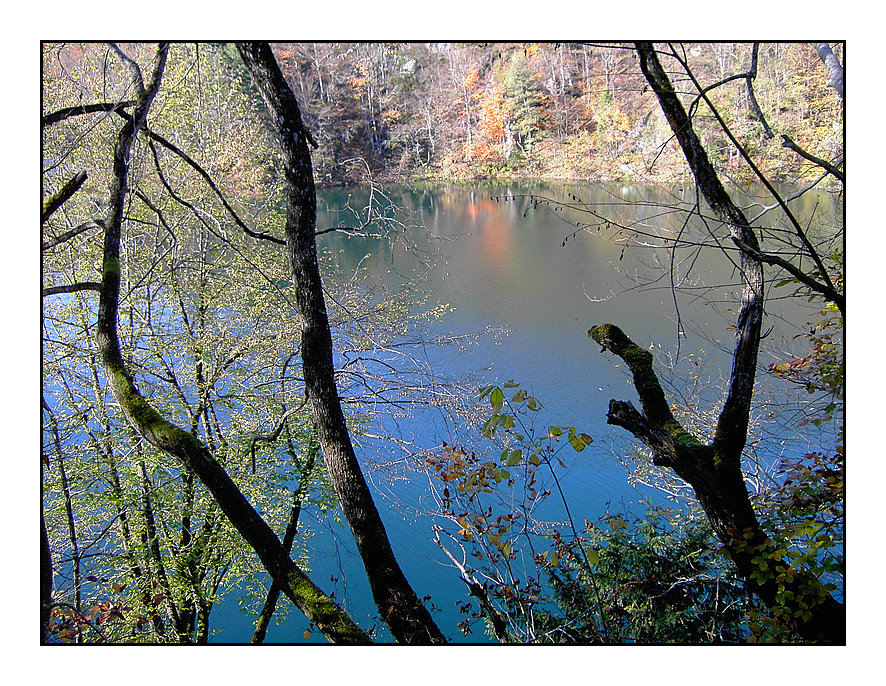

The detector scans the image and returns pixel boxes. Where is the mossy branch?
[589,324,699,450]
[42,171,87,224]
[589,322,844,642]
[93,42,370,644]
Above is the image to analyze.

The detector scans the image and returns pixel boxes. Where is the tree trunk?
[40,508,53,643]
[94,42,370,645]
[235,42,446,645]
[136,459,186,641]
[252,432,315,643]
[582,43,847,644]
[590,325,844,643]
[812,43,844,99]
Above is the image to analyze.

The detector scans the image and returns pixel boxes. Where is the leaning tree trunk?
[812,43,844,99]
[235,42,446,645]
[582,43,845,644]
[94,42,369,645]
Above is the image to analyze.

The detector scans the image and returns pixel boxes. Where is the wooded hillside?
[242,42,843,186]
[40,41,845,646]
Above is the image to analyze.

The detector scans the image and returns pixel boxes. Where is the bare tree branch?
[42,171,87,224]
[745,43,774,138]
[42,220,103,251]
[780,135,845,182]
[134,123,286,246]
[245,399,308,474]
[43,282,102,297]
[42,101,135,128]
[664,43,843,315]
[251,434,317,643]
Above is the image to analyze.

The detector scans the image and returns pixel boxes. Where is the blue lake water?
[209,182,839,643]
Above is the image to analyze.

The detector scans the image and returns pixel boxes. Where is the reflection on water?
[211,182,841,643]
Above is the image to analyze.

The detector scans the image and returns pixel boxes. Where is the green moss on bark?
[285,569,371,643]
[107,362,204,455]
[103,255,121,278]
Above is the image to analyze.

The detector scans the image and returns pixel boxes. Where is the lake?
[209,181,840,643]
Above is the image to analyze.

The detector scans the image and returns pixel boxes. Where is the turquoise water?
[209,182,837,643]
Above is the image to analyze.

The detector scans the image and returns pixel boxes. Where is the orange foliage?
[473,82,508,161]
[463,67,481,91]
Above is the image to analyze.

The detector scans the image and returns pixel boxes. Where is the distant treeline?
[244,42,843,186]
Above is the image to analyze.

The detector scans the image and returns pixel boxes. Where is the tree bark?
[812,43,844,99]
[252,432,316,643]
[94,42,370,645]
[42,171,87,224]
[235,42,446,645]
[584,43,847,644]
[41,100,135,127]
[634,43,765,465]
[590,325,844,644]
[40,506,53,643]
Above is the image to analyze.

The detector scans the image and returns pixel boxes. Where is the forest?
[218,42,842,187]
[41,42,844,647]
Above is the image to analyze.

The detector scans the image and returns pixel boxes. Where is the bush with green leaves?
[429,382,755,643]
[539,505,752,644]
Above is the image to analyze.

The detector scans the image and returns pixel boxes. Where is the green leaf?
[482,414,501,436]
[505,449,523,466]
[586,548,600,565]
[608,516,627,532]
[512,389,528,402]
[490,387,504,412]
[569,432,593,452]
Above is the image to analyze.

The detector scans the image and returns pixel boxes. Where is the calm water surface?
[210,182,838,643]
